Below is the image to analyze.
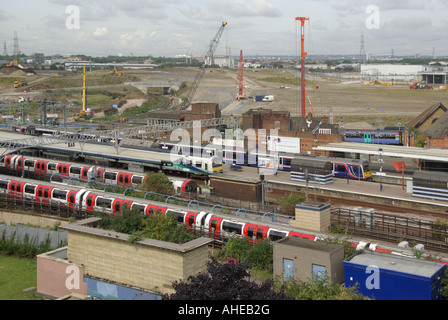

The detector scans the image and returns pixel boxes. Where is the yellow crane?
[74,66,93,120]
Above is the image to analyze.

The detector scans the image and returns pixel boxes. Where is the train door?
[363,133,372,143]
[67,190,77,208]
[112,199,133,215]
[185,212,198,228]
[117,173,132,186]
[81,167,91,181]
[16,157,24,173]
[97,168,105,181]
[35,160,48,176]
[85,193,98,212]
[57,164,70,177]
[206,216,223,239]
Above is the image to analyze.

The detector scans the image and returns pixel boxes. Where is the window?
[48,163,56,170]
[25,160,35,167]
[131,176,143,184]
[97,198,112,208]
[105,172,117,180]
[53,189,67,200]
[0,180,9,190]
[70,167,81,175]
[222,221,242,234]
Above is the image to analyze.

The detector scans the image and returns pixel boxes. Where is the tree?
[164,256,290,300]
[141,172,174,196]
[277,192,306,215]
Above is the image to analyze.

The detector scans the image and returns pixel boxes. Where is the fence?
[331,207,448,252]
[0,223,67,249]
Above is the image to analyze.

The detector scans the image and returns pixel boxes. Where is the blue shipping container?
[343,251,446,300]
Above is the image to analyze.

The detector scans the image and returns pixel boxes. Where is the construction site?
[0,19,447,132]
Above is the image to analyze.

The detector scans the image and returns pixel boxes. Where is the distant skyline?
[1,0,447,58]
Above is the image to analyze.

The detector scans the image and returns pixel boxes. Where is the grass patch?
[0,255,43,300]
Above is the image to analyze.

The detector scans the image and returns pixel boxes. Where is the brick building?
[242,109,343,155]
[405,102,448,148]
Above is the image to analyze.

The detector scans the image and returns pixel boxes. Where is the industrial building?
[361,64,426,82]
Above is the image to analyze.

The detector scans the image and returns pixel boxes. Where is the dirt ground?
[1,66,447,127]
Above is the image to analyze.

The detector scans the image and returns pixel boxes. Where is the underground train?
[3,174,445,264]
[0,155,198,199]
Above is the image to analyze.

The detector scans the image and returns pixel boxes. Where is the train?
[343,128,404,145]
[157,140,372,181]
[290,155,372,184]
[0,174,394,252]
[412,171,448,202]
[0,155,198,199]
[3,174,446,264]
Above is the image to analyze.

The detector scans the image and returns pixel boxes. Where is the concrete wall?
[61,218,213,295]
[0,210,70,229]
[37,247,88,298]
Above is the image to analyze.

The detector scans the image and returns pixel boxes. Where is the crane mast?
[296,17,309,118]
[179,21,227,110]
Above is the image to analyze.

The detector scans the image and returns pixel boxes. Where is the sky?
[1,0,447,58]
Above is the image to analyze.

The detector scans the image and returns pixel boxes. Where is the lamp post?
[378,148,383,191]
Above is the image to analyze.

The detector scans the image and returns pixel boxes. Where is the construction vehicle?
[177,21,227,110]
[6,60,17,67]
[110,67,126,76]
[13,81,28,88]
[73,66,94,120]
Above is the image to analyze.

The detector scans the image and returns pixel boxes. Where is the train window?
[222,221,242,235]
[269,230,287,241]
[69,193,75,203]
[170,211,185,222]
[105,172,117,180]
[132,204,146,214]
[36,162,41,169]
[0,181,8,189]
[247,226,254,238]
[256,228,264,239]
[24,185,36,194]
[131,176,143,184]
[97,198,112,208]
[124,176,130,184]
[24,160,34,167]
[53,190,67,200]
[147,207,155,214]
[70,167,81,175]
[156,208,162,214]
[48,163,56,170]
[43,189,50,198]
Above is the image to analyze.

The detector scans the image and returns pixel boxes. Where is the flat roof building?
[344,251,447,300]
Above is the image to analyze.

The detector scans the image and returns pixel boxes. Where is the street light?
[378,148,383,191]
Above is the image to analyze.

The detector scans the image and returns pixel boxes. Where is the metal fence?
[0,223,67,249]
[331,207,448,252]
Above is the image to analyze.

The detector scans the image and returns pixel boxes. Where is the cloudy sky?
[1,0,447,58]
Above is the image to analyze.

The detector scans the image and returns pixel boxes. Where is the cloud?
[206,0,282,18]
[94,27,109,37]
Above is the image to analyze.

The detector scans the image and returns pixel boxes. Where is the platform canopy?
[314,142,448,162]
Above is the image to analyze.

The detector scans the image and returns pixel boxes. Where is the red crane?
[237,50,245,100]
[296,17,309,117]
